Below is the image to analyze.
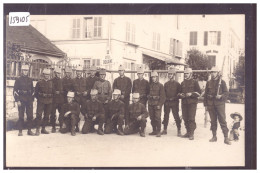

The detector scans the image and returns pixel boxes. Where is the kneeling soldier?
[104,89,125,135]
[124,93,148,137]
[60,91,80,136]
[81,89,105,135]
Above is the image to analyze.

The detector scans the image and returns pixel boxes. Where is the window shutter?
[194,32,197,45]
[189,32,192,45]
[217,31,221,45]
[204,31,208,46]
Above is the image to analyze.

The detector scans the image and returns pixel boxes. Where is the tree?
[233,54,245,87]
[186,48,213,80]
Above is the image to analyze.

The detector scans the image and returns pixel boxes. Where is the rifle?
[217,56,226,95]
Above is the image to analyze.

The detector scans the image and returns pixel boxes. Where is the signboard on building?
[103,55,112,65]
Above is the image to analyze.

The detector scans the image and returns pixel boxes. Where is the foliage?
[233,55,245,86]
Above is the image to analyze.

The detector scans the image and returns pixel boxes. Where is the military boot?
[35,128,40,136]
[224,137,231,145]
[51,126,56,133]
[181,132,189,138]
[209,131,217,142]
[161,128,167,135]
[71,128,76,136]
[156,131,161,137]
[177,129,182,137]
[41,127,50,134]
[27,129,35,136]
[139,127,145,137]
[97,128,104,135]
[189,132,194,140]
[18,130,23,136]
[149,126,157,135]
[75,125,80,132]
[117,126,124,136]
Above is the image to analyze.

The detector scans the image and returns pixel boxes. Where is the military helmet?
[211,66,220,72]
[137,66,144,74]
[132,93,140,99]
[67,91,75,98]
[113,89,121,95]
[184,68,192,74]
[90,66,97,71]
[168,67,176,74]
[99,68,106,75]
[151,71,158,77]
[21,64,29,70]
[118,65,124,71]
[54,67,62,73]
[42,68,51,75]
[90,89,98,95]
[76,65,83,71]
[64,67,72,73]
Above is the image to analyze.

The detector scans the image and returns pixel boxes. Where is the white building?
[180,15,242,87]
[30,15,185,82]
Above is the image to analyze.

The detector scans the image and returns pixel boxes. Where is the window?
[206,31,221,46]
[152,32,160,50]
[80,17,102,39]
[126,22,136,43]
[83,17,93,38]
[208,56,216,67]
[169,38,182,57]
[92,59,100,66]
[94,17,102,37]
[189,31,197,45]
[72,19,81,39]
[84,59,90,69]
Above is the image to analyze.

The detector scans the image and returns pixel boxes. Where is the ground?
[5,103,245,168]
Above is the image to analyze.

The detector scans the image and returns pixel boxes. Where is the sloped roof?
[6,21,65,57]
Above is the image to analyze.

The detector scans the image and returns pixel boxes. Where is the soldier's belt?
[39,92,53,97]
[18,90,31,95]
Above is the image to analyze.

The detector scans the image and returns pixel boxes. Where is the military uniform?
[132,79,149,106]
[73,77,87,106]
[112,75,132,123]
[180,77,201,138]
[81,98,105,134]
[86,76,99,100]
[35,77,54,131]
[204,78,229,139]
[13,74,34,133]
[59,100,80,135]
[148,77,166,136]
[63,75,74,101]
[124,101,148,136]
[163,79,182,133]
[50,76,64,129]
[104,99,125,134]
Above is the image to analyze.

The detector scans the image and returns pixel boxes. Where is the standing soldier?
[204,67,231,145]
[162,67,182,136]
[113,65,132,127]
[50,67,64,133]
[86,66,99,100]
[104,89,125,135]
[63,67,74,102]
[93,68,112,121]
[132,66,149,106]
[13,64,35,136]
[148,71,166,137]
[34,68,54,135]
[81,89,105,135]
[124,93,149,137]
[178,68,201,140]
[60,91,80,136]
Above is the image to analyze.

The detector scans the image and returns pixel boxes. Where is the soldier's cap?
[137,66,144,74]
[230,112,243,121]
[67,91,75,98]
[42,68,51,75]
[168,67,176,74]
[151,71,158,77]
[90,66,97,71]
[54,67,62,73]
[90,89,98,95]
[211,66,220,72]
[21,64,29,70]
[113,89,121,95]
[184,68,192,74]
[118,65,124,71]
[132,93,140,99]
[76,65,83,71]
[64,67,73,73]
[99,68,106,75]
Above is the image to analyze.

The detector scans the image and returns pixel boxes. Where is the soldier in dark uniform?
[81,89,105,135]
[178,68,201,140]
[59,91,80,136]
[13,64,35,136]
[34,68,54,135]
[162,67,182,136]
[86,66,99,100]
[132,66,149,106]
[204,67,231,145]
[124,93,148,137]
[62,67,74,102]
[93,68,112,122]
[104,89,125,135]
[50,67,64,133]
[72,65,87,132]
[148,71,166,137]
[112,65,132,126]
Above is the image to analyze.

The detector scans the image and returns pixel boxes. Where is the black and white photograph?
[3,3,256,169]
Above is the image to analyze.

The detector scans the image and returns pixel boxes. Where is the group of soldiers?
[13,63,232,145]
